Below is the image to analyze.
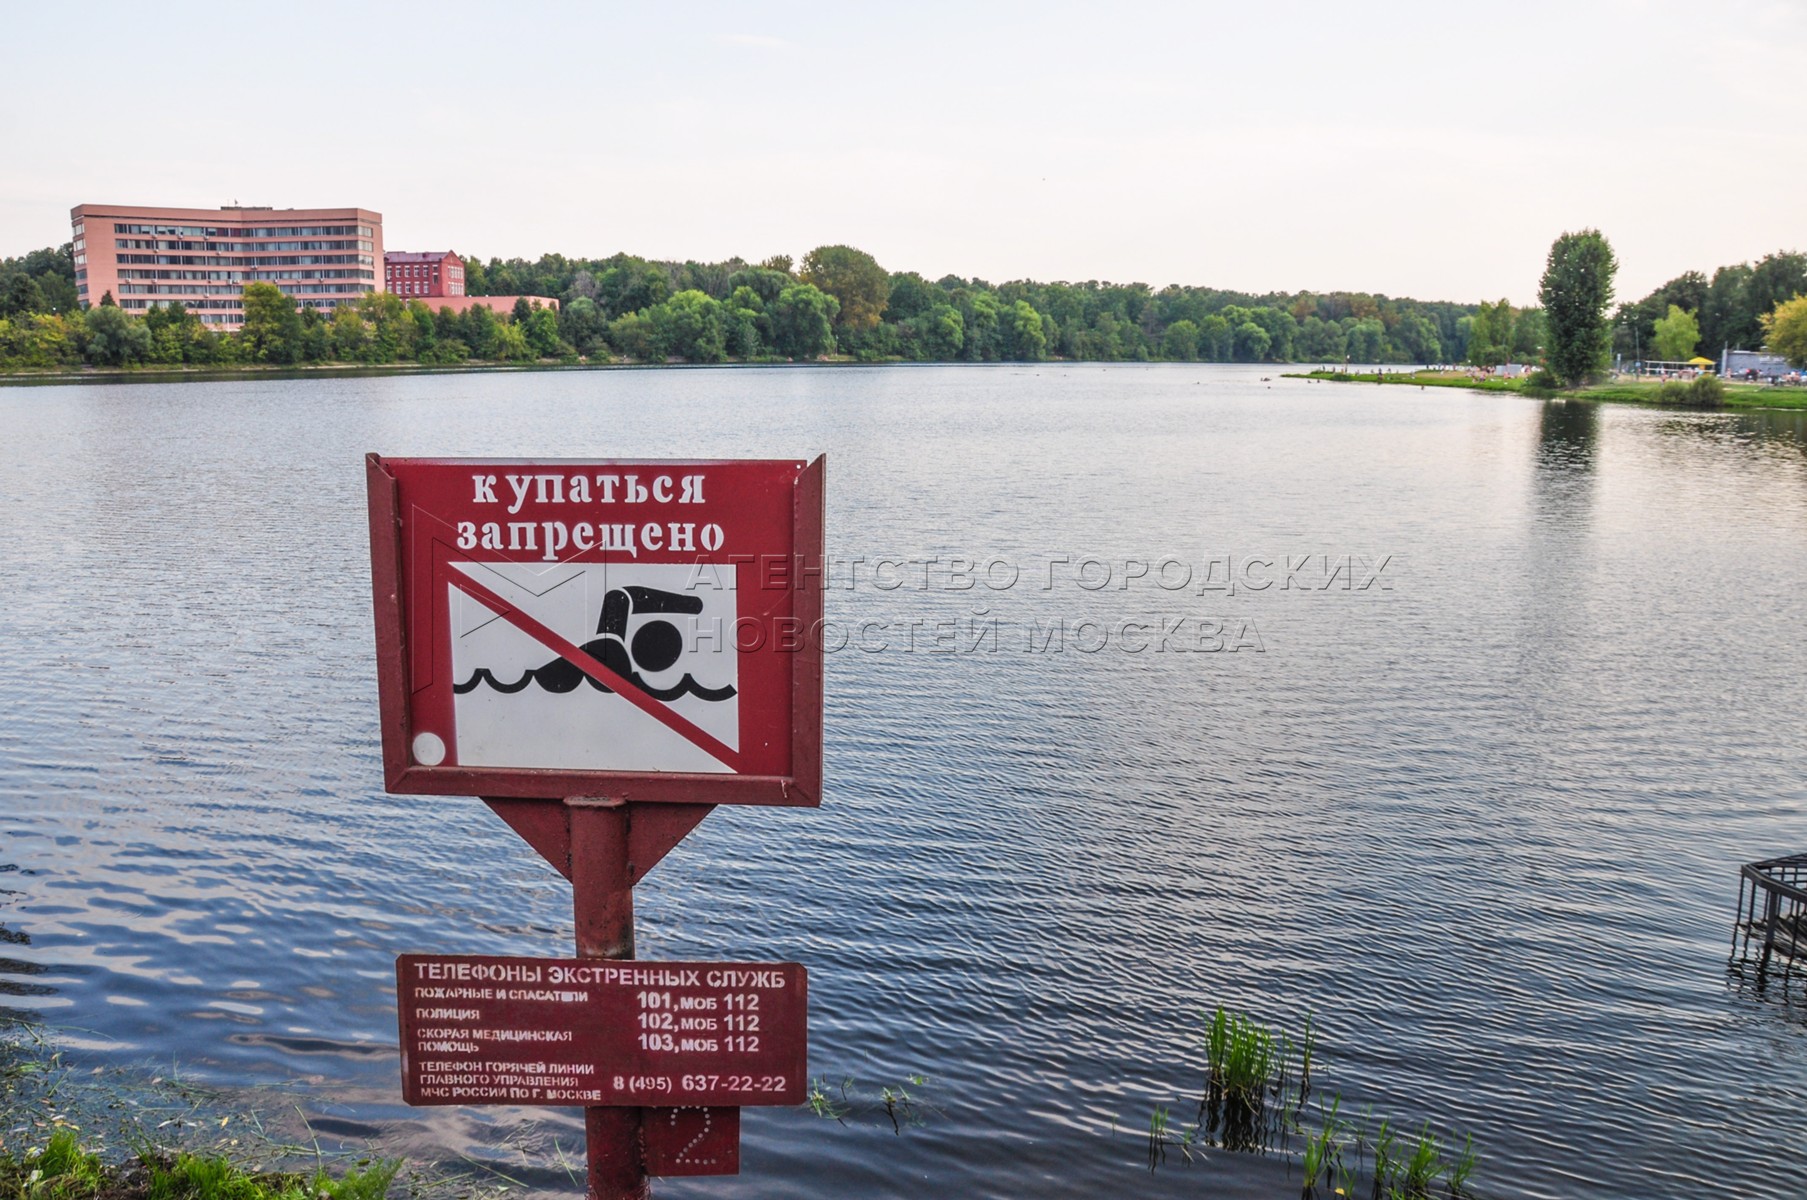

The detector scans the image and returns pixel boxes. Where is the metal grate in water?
[1734,853,1807,981]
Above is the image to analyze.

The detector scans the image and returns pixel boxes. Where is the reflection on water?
[0,366,1805,1199]
[1535,396,1601,469]
[0,864,54,1022]
[1531,398,1599,527]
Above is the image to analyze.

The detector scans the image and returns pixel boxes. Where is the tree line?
[0,243,1487,369]
[0,274,569,370]
[3,239,1801,371]
[468,245,1485,365]
[1519,230,1806,387]
[1611,250,1807,363]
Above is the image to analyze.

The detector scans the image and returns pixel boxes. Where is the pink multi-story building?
[70,202,383,328]
[385,250,465,298]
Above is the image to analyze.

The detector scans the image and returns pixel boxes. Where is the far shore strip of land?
[1288,369,1807,411]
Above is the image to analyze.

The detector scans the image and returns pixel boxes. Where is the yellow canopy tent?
[1688,357,1716,366]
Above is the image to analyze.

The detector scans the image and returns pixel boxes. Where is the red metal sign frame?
[366,454,824,807]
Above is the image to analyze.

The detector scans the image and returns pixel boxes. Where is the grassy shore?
[0,1130,401,1200]
[1288,369,1807,411]
[0,1027,517,1200]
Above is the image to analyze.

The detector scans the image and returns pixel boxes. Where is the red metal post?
[568,798,647,1200]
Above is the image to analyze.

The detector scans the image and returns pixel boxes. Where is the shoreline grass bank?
[1288,369,1807,411]
[0,1027,515,1200]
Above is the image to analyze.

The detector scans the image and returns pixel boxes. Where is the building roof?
[72,202,380,221]
[385,250,460,263]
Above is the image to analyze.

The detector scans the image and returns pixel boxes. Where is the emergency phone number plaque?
[396,954,807,1107]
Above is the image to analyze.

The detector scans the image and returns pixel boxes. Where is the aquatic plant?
[878,1083,917,1134]
[1299,1096,1348,1198]
[1146,1105,1171,1170]
[1134,1006,1481,1200]
[1205,1006,1279,1100]
[801,1073,932,1132]
[805,1076,849,1122]
[1203,1006,1281,1150]
[1400,1125,1444,1197]
[1447,1134,1478,1197]
[1299,1011,1317,1095]
[1371,1117,1398,1199]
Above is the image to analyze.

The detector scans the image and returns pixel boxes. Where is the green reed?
[1141,1005,1481,1200]
[1399,1124,1444,1197]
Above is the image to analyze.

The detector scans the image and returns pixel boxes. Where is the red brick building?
[384,250,464,298]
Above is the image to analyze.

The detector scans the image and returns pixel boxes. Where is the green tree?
[82,304,151,366]
[406,301,447,362]
[723,287,764,358]
[769,283,838,358]
[524,305,566,357]
[436,306,472,359]
[1,274,47,318]
[915,303,964,360]
[357,292,411,362]
[1392,312,1442,364]
[1747,252,1807,327]
[36,273,78,315]
[463,257,489,295]
[1162,318,1200,361]
[142,304,177,364]
[646,290,726,362]
[239,282,302,363]
[1296,315,1344,362]
[559,296,610,357]
[597,261,671,317]
[1249,307,1297,361]
[884,272,938,322]
[1002,300,1047,361]
[1467,299,1511,367]
[0,313,83,367]
[1197,314,1232,360]
[329,305,368,360]
[1699,262,1754,354]
[1510,307,1546,361]
[466,304,499,358]
[142,302,197,364]
[607,310,658,360]
[491,321,533,361]
[800,245,889,332]
[725,268,793,308]
[1345,317,1385,362]
[1650,304,1700,362]
[961,290,1001,360]
[1762,294,1807,368]
[1233,321,1271,361]
[1538,228,1617,386]
[1614,270,1707,360]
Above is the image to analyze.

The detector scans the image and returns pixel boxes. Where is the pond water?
[2,364,1805,1198]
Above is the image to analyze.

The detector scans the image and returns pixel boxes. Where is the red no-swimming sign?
[366,455,824,807]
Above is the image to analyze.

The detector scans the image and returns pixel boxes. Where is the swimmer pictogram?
[455,586,738,703]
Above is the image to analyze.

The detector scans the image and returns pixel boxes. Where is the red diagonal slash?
[443,566,745,773]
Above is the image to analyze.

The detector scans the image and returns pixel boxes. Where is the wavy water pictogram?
[454,636,737,703]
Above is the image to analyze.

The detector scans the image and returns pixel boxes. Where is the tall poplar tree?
[1538,229,1617,385]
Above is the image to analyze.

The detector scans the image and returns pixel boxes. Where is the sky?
[3,0,1802,306]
